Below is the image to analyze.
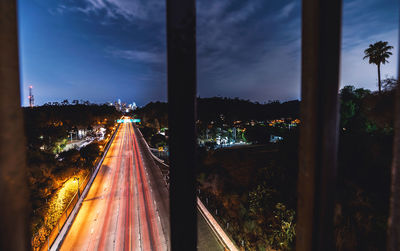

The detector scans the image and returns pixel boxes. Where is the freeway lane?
[60,120,224,251]
[60,122,169,251]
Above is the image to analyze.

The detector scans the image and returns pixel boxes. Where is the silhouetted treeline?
[24,104,120,129]
[197,97,300,123]
[134,101,168,129]
[135,97,300,129]
[23,104,121,150]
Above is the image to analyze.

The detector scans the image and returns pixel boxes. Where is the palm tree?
[363,41,394,93]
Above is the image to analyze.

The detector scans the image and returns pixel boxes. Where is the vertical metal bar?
[0,1,29,251]
[296,0,342,251]
[166,0,197,250]
[387,14,400,251]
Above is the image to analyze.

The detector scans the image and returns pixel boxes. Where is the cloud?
[48,4,68,15]
[275,2,297,21]
[52,0,164,23]
[107,48,165,64]
[225,2,259,24]
[87,0,148,20]
[195,0,302,101]
[209,44,300,100]
[46,0,397,104]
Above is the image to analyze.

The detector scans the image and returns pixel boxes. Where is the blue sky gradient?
[18,0,398,106]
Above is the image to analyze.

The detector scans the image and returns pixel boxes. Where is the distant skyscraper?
[28,85,34,108]
[118,99,121,105]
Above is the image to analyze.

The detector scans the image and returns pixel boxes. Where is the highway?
[60,122,169,251]
[59,121,225,251]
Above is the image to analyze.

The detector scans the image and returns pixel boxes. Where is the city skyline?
[19,0,398,106]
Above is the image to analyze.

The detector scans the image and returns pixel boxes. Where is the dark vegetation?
[25,103,120,248]
[136,97,301,250]
[24,104,119,150]
[195,86,396,250]
[135,98,299,149]
[136,126,167,151]
[197,97,300,123]
[335,85,396,251]
[135,101,168,130]
[135,98,300,129]
[197,138,298,250]
[135,84,397,250]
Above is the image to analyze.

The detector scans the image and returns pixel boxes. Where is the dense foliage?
[335,85,396,250]
[197,97,300,123]
[194,85,396,250]
[135,101,168,130]
[134,97,300,129]
[136,86,397,250]
[197,134,299,250]
[25,103,120,249]
[24,104,120,150]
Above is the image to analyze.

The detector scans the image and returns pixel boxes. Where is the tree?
[382,77,398,91]
[150,134,167,148]
[339,86,371,132]
[245,125,270,144]
[363,41,394,93]
[58,149,83,168]
[80,143,100,167]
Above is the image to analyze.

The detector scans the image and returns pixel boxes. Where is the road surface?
[59,121,224,251]
[60,122,169,251]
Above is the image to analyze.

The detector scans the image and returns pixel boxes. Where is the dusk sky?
[18,0,398,107]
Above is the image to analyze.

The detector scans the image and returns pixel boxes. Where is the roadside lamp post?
[74,177,80,198]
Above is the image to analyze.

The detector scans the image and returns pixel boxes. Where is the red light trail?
[59,122,168,251]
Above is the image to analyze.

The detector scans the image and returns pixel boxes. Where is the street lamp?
[74,177,80,198]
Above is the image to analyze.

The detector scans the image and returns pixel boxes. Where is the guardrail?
[197,198,238,251]
[149,147,169,161]
[136,128,239,251]
[32,124,120,251]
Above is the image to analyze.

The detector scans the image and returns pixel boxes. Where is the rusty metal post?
[166,0,197,250]
[296,0,342,250]
[0,1,29,251]
[387,15,400,251]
